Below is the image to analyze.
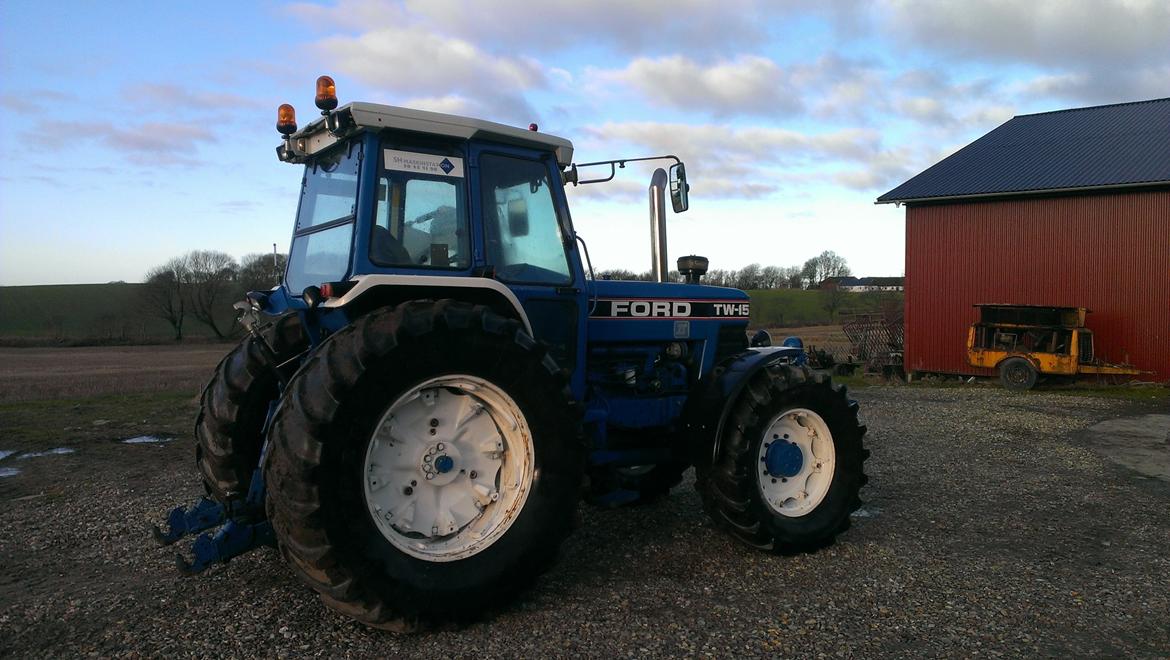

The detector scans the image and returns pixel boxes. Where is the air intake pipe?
[677,255,709,284]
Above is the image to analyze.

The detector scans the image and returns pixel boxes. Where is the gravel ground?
[1,385,1168,657]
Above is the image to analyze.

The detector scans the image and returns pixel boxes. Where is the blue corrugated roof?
[877,97,1170,204]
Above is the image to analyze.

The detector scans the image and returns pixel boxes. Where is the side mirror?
[669,162,689,213]
[507,198,529,236]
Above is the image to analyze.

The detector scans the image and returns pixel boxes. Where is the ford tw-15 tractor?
[156,76,870,631]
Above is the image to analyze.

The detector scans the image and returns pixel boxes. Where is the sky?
[1,0,1167,286]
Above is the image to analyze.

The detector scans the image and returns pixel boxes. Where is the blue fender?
[682,346,805,468]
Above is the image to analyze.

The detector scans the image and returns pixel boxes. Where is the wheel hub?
[361,376,534,562]
[764,440,804,478]
[756,408,836,518]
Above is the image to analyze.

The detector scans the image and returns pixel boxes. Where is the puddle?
[17,447,77,459]
[0,467,19,478]
[122,435,175,445]
[0,450,16,462]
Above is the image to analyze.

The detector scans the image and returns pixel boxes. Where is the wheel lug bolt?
[403,486,413,495]
[426,473,434,480]
[424,455,432,462]
[410,480,417,486]
[771,478,777,483]
[429,428,437,435]
[437,443,445,450]
[430,418,439,427]
[469,470,478,479]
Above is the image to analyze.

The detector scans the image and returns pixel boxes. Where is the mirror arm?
[570,155,681,186]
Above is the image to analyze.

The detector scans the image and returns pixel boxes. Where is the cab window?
[370,148,469,269]
[286,143,360,293]
[480,154,571,284]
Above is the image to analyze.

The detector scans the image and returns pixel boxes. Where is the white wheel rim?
[362,375,534,562]
[756,407,835,518]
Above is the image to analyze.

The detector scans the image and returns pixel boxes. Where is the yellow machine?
[966,304,1141,390]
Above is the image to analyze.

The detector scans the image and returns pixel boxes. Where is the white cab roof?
[286,101,574,166]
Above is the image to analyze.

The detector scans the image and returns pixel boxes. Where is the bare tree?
[735,263,763,290]
[141,257,189,340]
[821,281,848,321]
[238,252,287,292]
[800,250,851,289]
[184,250,239,339]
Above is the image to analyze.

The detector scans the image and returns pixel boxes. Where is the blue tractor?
[160,78,869,630]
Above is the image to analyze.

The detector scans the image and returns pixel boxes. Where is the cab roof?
[280,101,574,166]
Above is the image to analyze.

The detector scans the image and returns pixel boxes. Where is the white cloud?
[874,0,1170,105]
[880,0,1170,67]
[592,55,803,117]
[308,25,545,123]
[401,0,766,54]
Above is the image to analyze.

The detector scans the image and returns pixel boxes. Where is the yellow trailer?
[966,304,1142,390]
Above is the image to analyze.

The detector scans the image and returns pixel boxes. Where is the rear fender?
[682,346,805,468]
[320,274,532,335]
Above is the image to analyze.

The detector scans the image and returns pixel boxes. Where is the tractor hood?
[588,280,749,320]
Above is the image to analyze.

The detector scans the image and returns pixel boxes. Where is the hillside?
[0,283,236,343]
[747,288,901,327]
[0,283,902,344]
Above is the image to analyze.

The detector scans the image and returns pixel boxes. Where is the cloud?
[1015,66,1170,105]
[574,121,903,198]
[872,0,1170,105]
[591,56,803,117]
[291,0,767,55]
[879,0,1170,67]
[0,89,76,115]
[29,120,215,166]
[310,26,544,123]
[128,83,263,111]
[896,97,953,125]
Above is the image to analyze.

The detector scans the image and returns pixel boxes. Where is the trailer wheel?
[698,366,868,553]
[999,358,1038,391]
[264,301,583,628]
[195,313,306,501]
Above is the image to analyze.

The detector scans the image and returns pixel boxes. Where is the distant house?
[878,97,1170,381]
[821,276,903,292]
[841,277,904,293]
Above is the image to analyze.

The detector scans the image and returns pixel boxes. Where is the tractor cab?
[261,78,748,401]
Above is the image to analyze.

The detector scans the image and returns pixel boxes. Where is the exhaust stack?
[649,168,669,282]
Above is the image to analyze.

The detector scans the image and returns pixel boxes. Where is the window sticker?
[384,149,464,178]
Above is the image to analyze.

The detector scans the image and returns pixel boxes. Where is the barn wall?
[904,189,1170,381]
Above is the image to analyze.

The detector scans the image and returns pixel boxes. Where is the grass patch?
[0,391,197,447]
[747,289,902,327]
[0,283,238,343]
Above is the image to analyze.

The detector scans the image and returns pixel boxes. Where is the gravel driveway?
[1,385,1167,657]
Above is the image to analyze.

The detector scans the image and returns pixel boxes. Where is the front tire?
[265,301,583,628]
[698,365,868,553]
[195,313,306,501]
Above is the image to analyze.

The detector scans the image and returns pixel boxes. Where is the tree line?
[142,251,286,340]
[596,250,852,290]
[140,249,852,340]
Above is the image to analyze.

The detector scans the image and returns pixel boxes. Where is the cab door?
[472,146,587,397]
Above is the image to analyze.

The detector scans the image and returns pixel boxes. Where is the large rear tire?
[698,365,868,553]
[195,313,306,501]
[264,301,583,628]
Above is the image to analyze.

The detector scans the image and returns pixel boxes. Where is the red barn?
[878,98,1170,382]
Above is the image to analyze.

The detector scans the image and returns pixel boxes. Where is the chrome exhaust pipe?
[649,168,668,282]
